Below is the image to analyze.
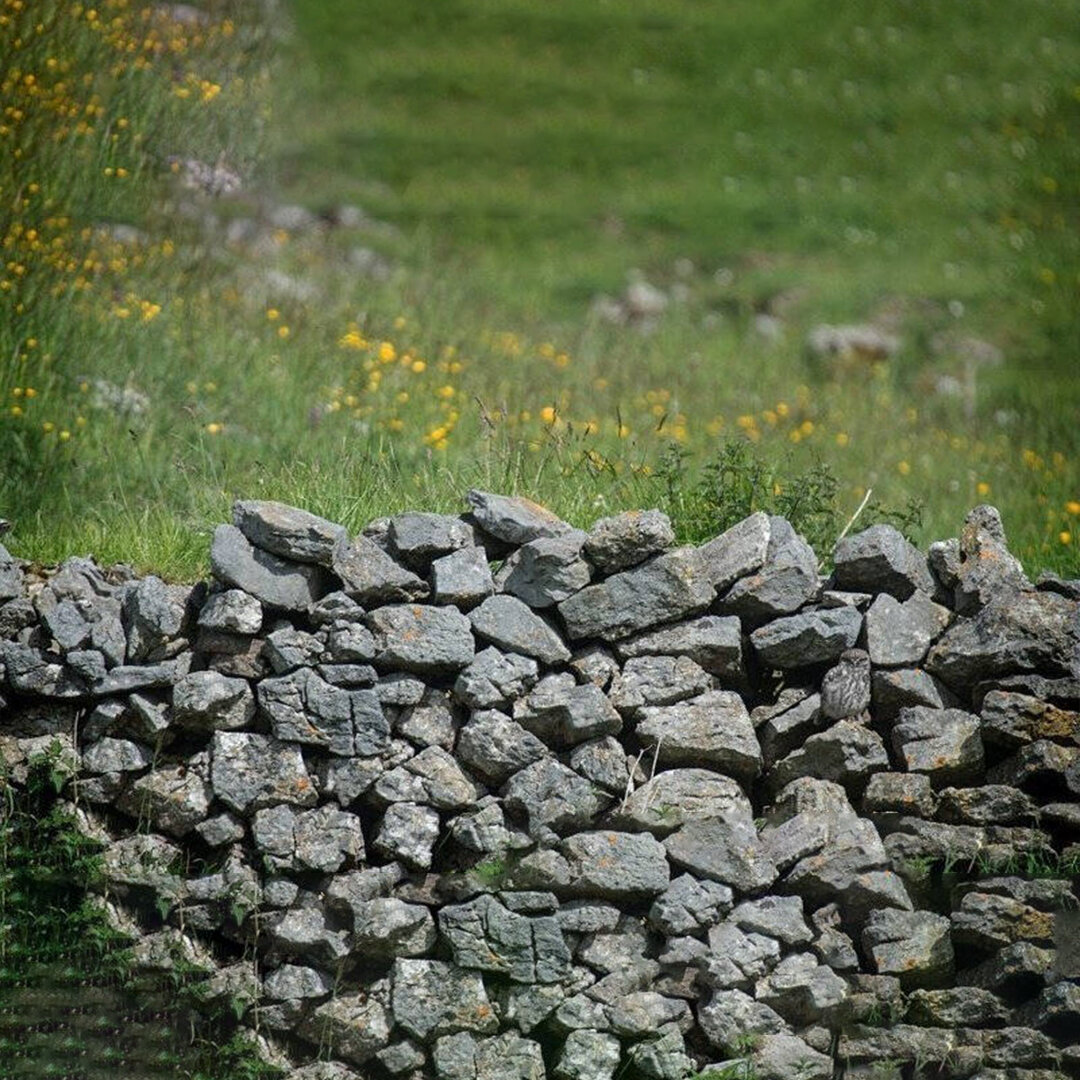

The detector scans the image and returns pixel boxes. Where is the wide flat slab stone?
[210,524,330,612]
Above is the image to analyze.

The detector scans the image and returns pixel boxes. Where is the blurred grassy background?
[1,0,1077,577]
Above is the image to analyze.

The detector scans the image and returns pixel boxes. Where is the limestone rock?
[665,815,777,894]
[501,531,591,608]
[198,588,262,634]
[612,768,751,837]
[456,710,549,786]
[695,512,771,591]
[833,524,935,600]
[431,546,496,608]
[209,731,317,812]
[233,500,348,566]
[614,614,742,680]
[391,959,500,1041]
[470,595,571,665]
[211,524,329,612]
[387,512,476,567]
[865,591,951,666]
[515,673,621,747]
[891,706,984,787]
[750,606,862,669]
[466,490,571,546]
[298,992,392,1066]
[369,604,475,674]
[718,516,818,619]
[173,669,254,731]
[584,509,675,573]
[333,536,429,605]
[862,908,954,988]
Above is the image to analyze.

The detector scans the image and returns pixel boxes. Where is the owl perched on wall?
[821,648,871,720]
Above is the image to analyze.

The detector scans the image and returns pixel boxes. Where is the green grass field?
[1,0,1078,578]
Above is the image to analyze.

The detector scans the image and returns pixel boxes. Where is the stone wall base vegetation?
[1,492,1079,1080]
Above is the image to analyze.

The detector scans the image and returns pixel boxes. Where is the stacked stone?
[0,493,1077,1080]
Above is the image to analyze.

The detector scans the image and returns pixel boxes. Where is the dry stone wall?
[1,492,1079,1080]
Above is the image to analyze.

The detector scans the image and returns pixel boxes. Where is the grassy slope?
[1,0,1077,578]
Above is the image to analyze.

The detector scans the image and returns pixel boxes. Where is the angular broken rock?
[768,720,888,794]
[754,951,849,1024]
[387,512,476,566]
[298,992,392,1066]
[697,988,787,1052]
[694,512,771,591]
[391,959,499,1041]
[209,731,318,813]
[469,595,570,665]
[614,614,742,680]
[865,591,951,667]
[374,802,441,869]
[664,813,777,894]
[349,898,436,958]
[233,499,348,566]
[503,758,608,837]
[198,588,262,635]
[954,504,1031,615]
[584,509,675,574]
[862,908,954,988]
[608,654,712,715]
[979,689,1080,748]
[173,669,254,731]
[559,548,716,641]
[258,667,389,756]
[891,706,984,787]
[332,536,429,605]
[431,545,495,608]
[611,768,752,836]
[369,603,475,674]
[439,894,571,983]
[465,490,571,546]
[500,531,591,608]
[520,831,670,900]
[718,516,819,619]
[636,690,761,781]
[553,1029,621,1080]
[832,523,935,600]
[456,710,549,786]
[117,765,211,837]
[211,524,329,612]
[514,673,621,747]
[750,606,862,669]
[649,874,733,936]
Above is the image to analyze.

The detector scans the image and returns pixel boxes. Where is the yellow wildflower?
[898,460,911,475]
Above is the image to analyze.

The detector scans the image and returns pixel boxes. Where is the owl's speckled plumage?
[821,648,871,720]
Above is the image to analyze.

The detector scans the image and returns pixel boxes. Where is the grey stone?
[378,746,480,810]
[748,1034,832,1080]
[100,833,183,899]
[951,892,1055,953]
[504,758,607,838]
[391,959,499,1041]
[754,951,848,1024]
[398,689,458,749]
[318,662,378,687]
[989,738,1079,790]
[457,711,549,786]
[568,645,619,689]
[1014,982,1080,1040]
[697,988,787,1052]
[730,895,813,946]
[173,670,254,731]
[198,589,262,634]
[755,691,824,767]
[333,535,429,605]
[665,815,777,893]
[926,589,1080,687]
[838,1024,974,1073]
[768,719,889,794]
[636,690,761,781]
[432,546,496,608]
[872,667,959,719]
[122,575,189,661]
[820,648,871,719]
[541,831,670,899]
[750,605,862,669]
[197,629,268,679]
[936,785,1035,825]
[719,516,819,619]
[455,648,540,710]
[862,908,954,988]
[980,689,1080,748]
[194,812,244,847]
[627,1025,692,1080]
[905,987,1009,1027]
[608,655,712,715]
[695,512,771,591]
[863,772,936,817]
[550,994,611,1034]
[954,504,1031,614]
[501,531,591,608]
[376,1039,427,1075]
[82,737,152,774]
[209,731,317,812]
[233,499,348,566]
[434,1032,478,1080]
[492,983,566,1035]
[93,656,190,695]
[612,769,752,837]
[585,509,675,573]
[0,642,86,697]
[470,1033,547,1080]
[264,626,324,671]
[892,706,984,787]
[608,992,690,1037]
[958,943,1056,1002]
[865,590,951,666]
[388,512,475,566]
[376,672,427,706]
[369,603,475,674]
[697,921,780,990]
[263,964,334,1001]
[833,523,935,600]
[440,894,571,983]
[615,615,742,681]
[349,898,436,957]
[308,590,365,626]
[316,755,384,806]
[470,595,570,665]
[267,906,350,968]
[117,765,211,837]
[980,1027,1059,1069]
[211,524,329,612]
[515,674,621,747]
[465,490,572,546]
[258,668,389,756]
[569,737,630,794]
[553,1030,620,1080]
[42,599,90,651]
[298,991,392,1066]
[559,548,715,641]
[374,802,441,869]
[649,875,733,936]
